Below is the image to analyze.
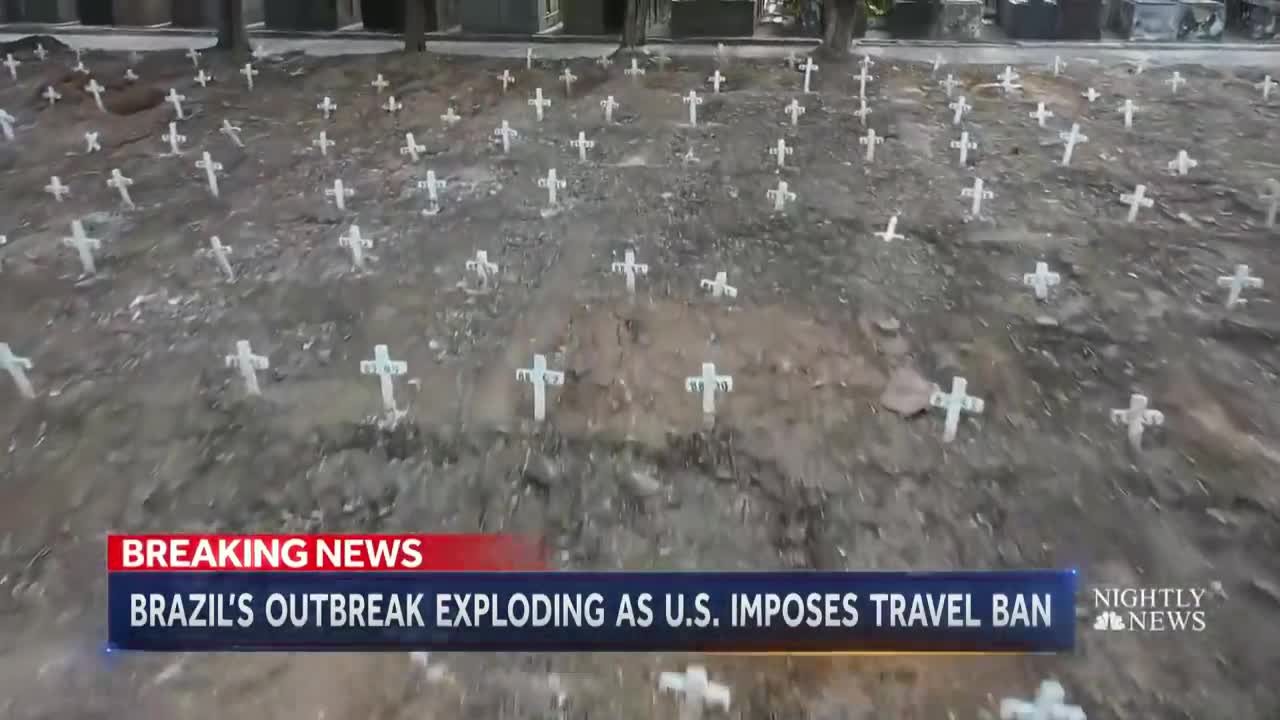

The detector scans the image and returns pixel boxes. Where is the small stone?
[880,366,934,417]
[1035,315,1059,327]
[524,453,560,488]
[874,316,901,334]
[624,469,662,498]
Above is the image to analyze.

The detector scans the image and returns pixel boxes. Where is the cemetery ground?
[1,38,1279,719]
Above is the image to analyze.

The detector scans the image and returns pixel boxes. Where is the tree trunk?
[818,0,862,59]
[216,0,249,58]
[405,0,427,52]
[622,0,652,49]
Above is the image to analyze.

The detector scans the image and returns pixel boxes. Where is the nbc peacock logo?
[1093,610,1125,632]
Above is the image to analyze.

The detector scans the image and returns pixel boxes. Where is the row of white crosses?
[7,54,1271,444]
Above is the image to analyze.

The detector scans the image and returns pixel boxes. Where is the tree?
[621,0,652,50]
[216,0,249,57]
[818,0,864,59]
[404,0,427,52]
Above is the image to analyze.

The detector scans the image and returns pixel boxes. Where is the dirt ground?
[0,36,1278,719]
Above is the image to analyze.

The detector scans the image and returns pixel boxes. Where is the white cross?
[186,47,202,68]
[516,354,565,422]
[785,99,805,127]
[2,54,19,80]
[1167,150,1197,176]
[317,96,337,119]
[0,109,13,141]
[654,52,672,72]
[42,86,61,106]
[194,70,212,88]
[716,43,730,66]
[769,138,792,168]
[854,65,873,98]
[1261,179,1279,228]
[1051,56,1066,77]
[361,344,407,416]
[107,168,134,208]
[875,214,904,242]
[401,132,425,162]
[768,180,796,212]
[999,680,1086,720]
[700,271,737,299]
[930,377,984,442]
[1109,394,1164,452]
[225,340,268,395]
[418,170,446,215]
[683,90,702,126]
[1167,71,1185,93]
[951,131,976,166]
[1217,264,1263,308]
[196,152,222,197]
[314,131,334,156]
[441,107,461,125]
[940,74,960,97]
[166,88,186,119]
[538,168,566,207]
[962,177,993,217]
[220,119,244,148]
[124,67,138,83]
[251,44,270,61]
[494,121,518,154]
[1081,87,1100,102]
[163,122,186,155]
[708,70,725,93]
[1258,75,1276,101]
[601,95,619,123]
[383,95,402,114]
[860,128,883,162]
[853,98,871,126]
[71,59,88,75]
[529,88,550,122]
[465,250,499,288]
[1059,123,1087,166]
[63,220,100,275]
[610,249,648,293]
[571,131,594,163]
[1029,102,1053,127]
[596,54,611,69]
[33,44,48,61]
[326,179,354,211]
[995,66,1022,93]
[526,48,535,69]
[45,176,69,202]
[625,58,646,81]
[497,69,514,92]
[949,95,970,125]
[1118,99,1138,129]
[685,364,733,418]
[206,236,235,281]
[0,343,35,399]
[1120,184,1153,222]
[931,53,944,74]
[83,130,101,153]
[802,57,819,94]
[1023,261,1060,300]
[371,73,390,93]
[560,67,577,95]
[659,667,731,718]
[339,225,373,269]
[859,54,875,72]
[241,63,258,91]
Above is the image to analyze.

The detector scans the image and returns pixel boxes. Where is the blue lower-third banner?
[108,570,1077,652]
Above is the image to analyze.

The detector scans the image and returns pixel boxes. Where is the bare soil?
[0,40,1278,720]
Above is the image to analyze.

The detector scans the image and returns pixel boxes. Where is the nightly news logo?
[1091,587,1209,633]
